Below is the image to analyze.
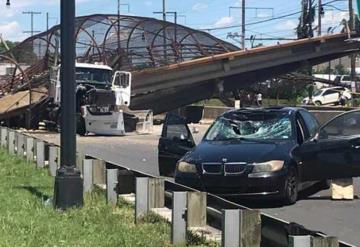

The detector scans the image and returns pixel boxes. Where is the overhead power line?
[199,0,347,32]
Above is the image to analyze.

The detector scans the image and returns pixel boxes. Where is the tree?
[0,40,19,54]
[334,64,348,75]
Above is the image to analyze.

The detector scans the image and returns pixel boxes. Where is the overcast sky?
[0,0,352,47]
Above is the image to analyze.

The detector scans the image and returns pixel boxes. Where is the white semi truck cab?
[49,63,152,136]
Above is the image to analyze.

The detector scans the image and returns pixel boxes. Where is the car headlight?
[251,160,284,173]
[177,161,197,173]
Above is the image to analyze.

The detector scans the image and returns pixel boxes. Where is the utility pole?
[22,11,42,37]
[162,0,167,62]
[53,0,83,210]
[318,0,322,36]
[162,0,166,22]
[349,0,356,105]
[118,0,121,56]
[154,11,177,42]
[242,0,246,49]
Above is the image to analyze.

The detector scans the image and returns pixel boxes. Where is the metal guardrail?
[0,127,356,247]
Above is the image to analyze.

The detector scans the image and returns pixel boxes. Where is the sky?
[0,0,352,47]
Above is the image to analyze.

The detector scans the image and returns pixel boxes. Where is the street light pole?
[53,0,83,210]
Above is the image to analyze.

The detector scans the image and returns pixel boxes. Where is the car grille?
[224,163,247,175]
[202,163,222,175]
[202,162,247,176]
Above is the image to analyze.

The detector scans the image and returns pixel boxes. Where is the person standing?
[256,92,263,106]
[338,91,346,106]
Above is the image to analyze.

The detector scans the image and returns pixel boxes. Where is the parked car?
[158,107,360,204]
[302,86,352,106]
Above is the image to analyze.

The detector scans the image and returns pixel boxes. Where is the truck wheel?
[77,117,86,136]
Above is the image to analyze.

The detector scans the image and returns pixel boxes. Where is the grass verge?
[0,149,216,247]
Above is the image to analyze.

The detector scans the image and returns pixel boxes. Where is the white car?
[302,87,352,106]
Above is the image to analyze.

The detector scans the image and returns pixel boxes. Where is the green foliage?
[0,40,18,54]
[334,64,348,75]
[0,150,215,247]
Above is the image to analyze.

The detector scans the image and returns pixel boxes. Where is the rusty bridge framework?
[0,14,238,92]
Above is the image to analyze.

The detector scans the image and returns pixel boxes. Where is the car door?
[322,89,337,104]
[292,110,360,181]
[158,113,195,176]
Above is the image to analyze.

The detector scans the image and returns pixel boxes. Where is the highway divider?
[0,126,356,247]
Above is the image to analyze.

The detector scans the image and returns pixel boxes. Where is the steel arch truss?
[1,14,238,71]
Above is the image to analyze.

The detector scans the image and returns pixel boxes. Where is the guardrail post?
[14,131,18,154]
[106,168,118,206]
[26,137,34,162]
[83,159,93,193]
[187,192,207,228]
[93,159,106,185]
[239,210,261,247]
[1,127,8,148]
[172,191,187,245]
[8,131,15,155]
[148,178,165,209]
[49,146,59,177]
[17,133,25,157]
[222,209,240,247]
[36,140,45,168]
[77,152,85,174]
[289,236,311,247]
[311,236,339,247]
[135,177,149,223]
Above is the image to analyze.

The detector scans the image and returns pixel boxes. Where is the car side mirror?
[311,133,320,143]
[173,135,188,142]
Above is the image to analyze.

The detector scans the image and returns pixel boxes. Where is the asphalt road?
[27,124,360,246]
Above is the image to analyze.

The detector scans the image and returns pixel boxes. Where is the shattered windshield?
[204,111,293,141]
[76,68,112,85]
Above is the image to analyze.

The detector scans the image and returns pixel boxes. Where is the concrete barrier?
[202,106,345,125]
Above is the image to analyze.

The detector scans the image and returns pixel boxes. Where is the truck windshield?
[204,112,293,141]
[76,68,112,86]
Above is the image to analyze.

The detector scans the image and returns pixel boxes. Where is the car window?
[204,111,293,141]
[342,76,350,81]
[299,111,319,138]
[313,90,323,96]
[323,90,336,96]
[166,124,189,140]
[319,110,360,139]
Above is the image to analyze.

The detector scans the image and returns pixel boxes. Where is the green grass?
[0,149,215,247]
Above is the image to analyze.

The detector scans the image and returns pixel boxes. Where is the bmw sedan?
[158,107,360,204]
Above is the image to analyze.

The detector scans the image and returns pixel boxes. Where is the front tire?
[282,168,298,205]
[314,101,322,106]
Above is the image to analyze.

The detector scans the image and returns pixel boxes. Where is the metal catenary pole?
[163,0,167,62]
[241,0,246,49]
[318,0,322,36]
[53,0,83,210]
[349,0,357,106]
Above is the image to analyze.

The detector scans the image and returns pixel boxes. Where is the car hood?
[183,140,295,164]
